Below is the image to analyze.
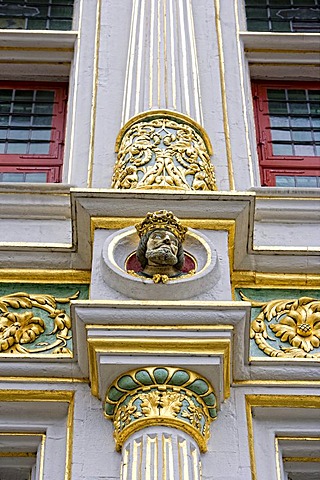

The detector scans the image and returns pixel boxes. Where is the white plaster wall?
[1,382,318,479]
[62,0,99,187]
[254,222,320,248]
[90,0,133,188]
[0,219,71,244]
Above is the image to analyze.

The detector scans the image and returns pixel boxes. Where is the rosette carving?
[240,292,320,358]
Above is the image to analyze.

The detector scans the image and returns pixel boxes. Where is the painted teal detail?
[135,369,153,385]
[208,407,217,418]
[187,379,209,395]
[168,370,190,386]
[108,386,124,402]
[153,367,169,384]
[118,375,139,390]
[236,288,320,358]
[105,403,115,416]
[0,283,89,355]
[202,392,216,406]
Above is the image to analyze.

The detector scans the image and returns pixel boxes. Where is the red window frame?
[0,82,68,183]
[252,81,320,187]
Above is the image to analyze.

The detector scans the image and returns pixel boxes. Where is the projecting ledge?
[71,300,251,407]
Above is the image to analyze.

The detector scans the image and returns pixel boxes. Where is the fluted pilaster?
[122,0,203,125]
[120,427,202,480]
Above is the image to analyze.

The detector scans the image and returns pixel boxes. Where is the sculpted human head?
[135,210,187,278]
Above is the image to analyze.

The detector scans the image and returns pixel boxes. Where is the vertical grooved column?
[121,427,202,480]
[122,0,203,125]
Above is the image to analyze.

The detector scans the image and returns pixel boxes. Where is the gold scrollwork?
[0,291,79,355]
[105,366,217,452]
[112,117,216,191]
[240,292,320,358]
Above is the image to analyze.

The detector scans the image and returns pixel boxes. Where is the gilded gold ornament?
[112,115,216,191]
[240,292,320,358]
[0,291,79,356]
[135,210,188,243]
[104,366,217,452]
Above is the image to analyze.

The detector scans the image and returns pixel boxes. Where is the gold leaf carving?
[139,390,184,417]
[0,291,79,355]
[240,292,320,358]
[112,118,216,191]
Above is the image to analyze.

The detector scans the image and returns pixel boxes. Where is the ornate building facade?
[0,1,319,479]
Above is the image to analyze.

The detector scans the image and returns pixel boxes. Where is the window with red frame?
[252,81,320,187]
[0,83,67,183]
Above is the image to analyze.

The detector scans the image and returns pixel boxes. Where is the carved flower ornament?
[269,297,320,353]
[0,311,45,352]
[240,293,320,358]
[0,291,78,355]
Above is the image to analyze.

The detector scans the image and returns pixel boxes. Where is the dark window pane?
[272,143,293,155]
[31,129,51,141]
[268,102,288,114]
[33,116,52,126]
[267,90,286,101]
[266,87,319,157]
[29,142,50,154]
[1,172,25,182]
[14,90,34,101]
[0,86,56,155]
[0,91,12,101]
[295,144,315,156]
[271,129,291,141]
[0,1,74,30]
[35,91,55,102]
[8,129,29,140]
[291,130,313,142]
[270,116,290,128]
[0,104,10,113]
[245,1,320,32]
[27,19,47,29]
[291,117,310,128]
[49,19,72,30]
[11,116,31,126]
[295,176,319,187]
[25,172,47,182]
[275,176,295,187]
[7,142,28,154]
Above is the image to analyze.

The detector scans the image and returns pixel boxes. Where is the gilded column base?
[112,110,216,191]
[104,366,217,453]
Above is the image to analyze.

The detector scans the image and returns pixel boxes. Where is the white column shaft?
[120,426,202,480]
[122,0,203,125]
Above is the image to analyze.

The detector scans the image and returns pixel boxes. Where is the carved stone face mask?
[145,229,179,266]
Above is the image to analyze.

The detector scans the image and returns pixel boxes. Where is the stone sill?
[240,32,320,53]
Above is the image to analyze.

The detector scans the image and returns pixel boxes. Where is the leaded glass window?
[0,83,67,183]
[245,1,320,32]
[252,81,320,187]
[0,0,74,30]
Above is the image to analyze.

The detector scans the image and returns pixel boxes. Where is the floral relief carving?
[112,118,216,191]
[139,390,184,417]
[105,367,217,452]
[0,291,79,355]
[240,292,320,358]
[181,402,203,431]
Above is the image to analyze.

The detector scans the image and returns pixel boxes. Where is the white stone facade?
[0,1,319,479]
